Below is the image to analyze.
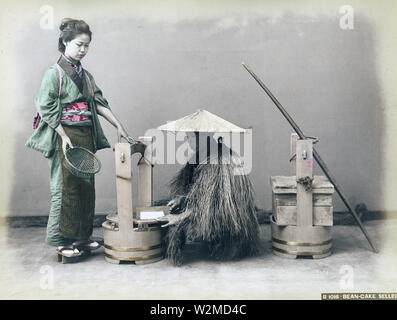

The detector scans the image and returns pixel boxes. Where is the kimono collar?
[61,54,83,78]
[57,55,90,99]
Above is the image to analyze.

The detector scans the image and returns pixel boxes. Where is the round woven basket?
[64,146,101,179]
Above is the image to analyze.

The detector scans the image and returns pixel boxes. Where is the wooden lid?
[270,175,334,194]
[105,212,119,223]
[105,213,165,226]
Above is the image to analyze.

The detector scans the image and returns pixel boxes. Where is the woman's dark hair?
[58,18,92,53]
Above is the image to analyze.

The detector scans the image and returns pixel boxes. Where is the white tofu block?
[140,211,165,219]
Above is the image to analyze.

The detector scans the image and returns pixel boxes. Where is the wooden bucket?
[103,138,166,265]
[270,215,332,259]
[270,137,335,259]
[102,213,165,264]
[270,176,334,259]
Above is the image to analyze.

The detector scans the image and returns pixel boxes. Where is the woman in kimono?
[26,18,132,259]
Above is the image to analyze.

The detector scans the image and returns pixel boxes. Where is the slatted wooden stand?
[271,134,334,259]
[102,137,164,265]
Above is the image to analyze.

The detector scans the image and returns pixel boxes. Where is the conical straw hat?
[157,109,247,133]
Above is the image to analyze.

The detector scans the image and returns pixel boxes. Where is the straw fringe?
[164,155,261,265]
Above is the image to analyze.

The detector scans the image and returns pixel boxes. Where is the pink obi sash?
[60,102,91,122]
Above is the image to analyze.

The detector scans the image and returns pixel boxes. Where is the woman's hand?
[61,135,73,154]
[55,124,73,154]
[117,125,137,143]
[117,125,129,141]
[96,104,134,142]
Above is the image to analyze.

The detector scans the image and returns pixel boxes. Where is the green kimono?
[26,56,111,246]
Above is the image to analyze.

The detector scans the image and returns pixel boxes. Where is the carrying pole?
[242,62,378,253]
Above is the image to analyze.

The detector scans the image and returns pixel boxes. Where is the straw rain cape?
[164,155,262,266]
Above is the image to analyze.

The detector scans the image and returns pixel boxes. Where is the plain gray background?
[11,6,383,217]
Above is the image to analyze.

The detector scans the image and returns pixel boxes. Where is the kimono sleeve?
[86,71,111,110]
[35,67,61,129]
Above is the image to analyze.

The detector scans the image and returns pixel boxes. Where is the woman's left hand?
[117,125,129,141]
[96,105,135,142]
[117,125,137,144]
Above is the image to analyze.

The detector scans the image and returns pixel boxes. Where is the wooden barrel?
[102,213,165,264]
[270,215,332,259]
[270,175,334,259]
